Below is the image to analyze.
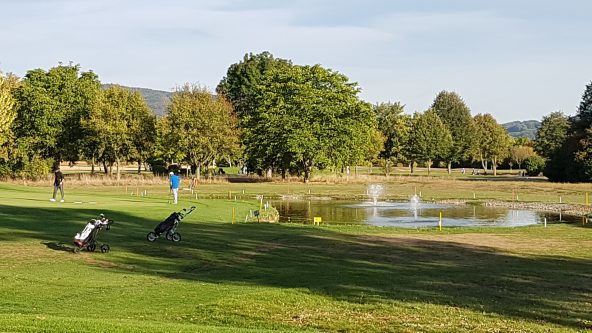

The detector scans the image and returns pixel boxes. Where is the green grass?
[0,183,591,332]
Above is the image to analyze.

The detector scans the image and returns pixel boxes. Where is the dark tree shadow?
[1,204,591,330]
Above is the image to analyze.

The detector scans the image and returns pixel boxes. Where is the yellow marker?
[232,207,235,224]
[229,190,232,199]
[439,211,442,231]
[313,217,322,225]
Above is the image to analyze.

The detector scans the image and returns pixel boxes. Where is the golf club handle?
[181,206,196,217]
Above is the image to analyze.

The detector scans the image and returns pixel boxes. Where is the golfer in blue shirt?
[169,172,180,204]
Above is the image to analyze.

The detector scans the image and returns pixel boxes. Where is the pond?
[271,199,579,228]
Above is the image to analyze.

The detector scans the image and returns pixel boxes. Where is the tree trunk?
[409,162,414,174]
[138,161,142,174]
[303,159,312,183]
[479,151,487,174]
[103,160,108,174]
[480,159,488,175]
[447,161,452,174]
[281,168,286,180]
[492,157,497,176]
[266,167,272,178]
[116,157,121,181]
[91,155,95,175]
[427,160,432,176]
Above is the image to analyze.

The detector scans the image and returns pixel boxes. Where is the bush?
[525,155,545,176]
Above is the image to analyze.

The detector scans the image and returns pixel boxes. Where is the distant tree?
[473,113,511,176]
[126,92,156,173]
[534,111,570,159]
[513,137,531,146]
[374,102,411,174]
[431,91,475,173]
[406,110,452,175]
[510,145,535,170]
[166,84,240,179]
[524,155,545,176]
[83,86,134,180]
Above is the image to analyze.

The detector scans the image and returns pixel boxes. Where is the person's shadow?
[43,241,74,253]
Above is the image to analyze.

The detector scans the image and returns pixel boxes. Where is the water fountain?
[410,194,420,206]
[409,194,420,219]
[367,184,384,206]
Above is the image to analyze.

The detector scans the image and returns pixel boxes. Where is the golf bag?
[147,206,196,242]
[73,214,113,253]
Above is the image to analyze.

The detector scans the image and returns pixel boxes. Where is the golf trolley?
[73,214,113,254]
[146,206,196,242]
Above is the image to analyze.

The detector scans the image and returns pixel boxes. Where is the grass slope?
[0,183,591,332]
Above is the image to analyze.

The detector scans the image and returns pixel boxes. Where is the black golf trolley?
[146,206,196,242]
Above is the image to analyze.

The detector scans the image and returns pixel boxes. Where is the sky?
[1,0,591,123]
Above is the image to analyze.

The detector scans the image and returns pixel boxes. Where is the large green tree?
[246,64,377,182]
[533,111,570,159]
[406,110,452,175]
[13,64,101,165]
[217,52,291,119]
[83,86,140,180]
[374,102,411,175]
[166,84,240,179]
[544,82,592,182]
[473,113,512,176]
[0,72,18,155]
[431,91,475,173]
[574,81,592,131]
[568,82,592,181]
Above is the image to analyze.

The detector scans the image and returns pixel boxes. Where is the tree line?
[0,54,591,182]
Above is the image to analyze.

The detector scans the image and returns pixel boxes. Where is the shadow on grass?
[43,241,75,252]
[1,204,591,330]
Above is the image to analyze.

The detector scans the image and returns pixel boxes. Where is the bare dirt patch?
[361,233,592,257]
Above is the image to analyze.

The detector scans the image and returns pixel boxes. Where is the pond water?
[271,199,579,228]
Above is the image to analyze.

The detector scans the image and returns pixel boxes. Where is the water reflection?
[271,200,580,228]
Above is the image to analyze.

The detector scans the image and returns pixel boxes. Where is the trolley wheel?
[165,232,173,241]
[171,233,181,242]
[73,247,80,254]
[87,244,96,252]
[100,244,110,253]
[147,232,158,242]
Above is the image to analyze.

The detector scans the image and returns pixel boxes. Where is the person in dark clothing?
[51,167,65,202]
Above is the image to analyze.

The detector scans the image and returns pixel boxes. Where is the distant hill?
[102,84,172,116]
[502,120,541,140]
